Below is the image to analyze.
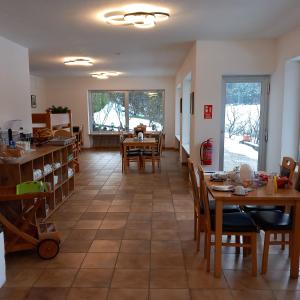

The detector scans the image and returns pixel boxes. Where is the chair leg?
[152,159,155,173]
[281,233,285,251]
[243,236,249,257]
[235,235,240,254]
[206,233,211,272]
[204,231,208,258]
[251,233,257,276]
[196,217,201,252]
[274,233,278,240]
[194,211,197,241]
[261,231,270,274]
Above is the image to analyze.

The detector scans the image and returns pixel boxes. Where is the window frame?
[88,89,165,133]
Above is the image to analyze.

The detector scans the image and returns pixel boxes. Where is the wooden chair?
[187,158,204,251]
[187,158,241,252]
[121,142,141,173]
[54,130,80,173]
[197,165,258,275]
[248,210,292,274]
[281,156,296,183]
[141,133,163,172]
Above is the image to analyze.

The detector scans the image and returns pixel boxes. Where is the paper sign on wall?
[204,105,213,119]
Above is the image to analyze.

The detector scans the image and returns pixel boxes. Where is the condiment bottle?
[266,175,275,195]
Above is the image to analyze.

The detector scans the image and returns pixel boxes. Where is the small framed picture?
[31,95,37,108]
[190,92,194,115]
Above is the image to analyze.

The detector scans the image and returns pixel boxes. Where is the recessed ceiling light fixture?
[91,71,122,79]
[64,57,94,66]
[102,4,170,29]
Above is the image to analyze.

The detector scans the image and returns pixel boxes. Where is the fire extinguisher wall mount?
[200,139,213,165]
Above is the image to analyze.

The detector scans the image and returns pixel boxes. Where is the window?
[129,90,164,131]
[89,90,164,132]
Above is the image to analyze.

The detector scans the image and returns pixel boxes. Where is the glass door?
[220,76,270,171]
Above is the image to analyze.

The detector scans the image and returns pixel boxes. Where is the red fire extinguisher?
[200,139,213,165]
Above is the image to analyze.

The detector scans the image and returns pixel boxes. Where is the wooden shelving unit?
[0,144,75,220]
[32,111,72,135]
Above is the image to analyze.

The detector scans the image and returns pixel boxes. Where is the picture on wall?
[31,95,37,108]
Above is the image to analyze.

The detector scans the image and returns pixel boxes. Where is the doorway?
[220,76,270,171]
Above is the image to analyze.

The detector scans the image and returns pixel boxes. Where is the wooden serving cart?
[0,186,60,259]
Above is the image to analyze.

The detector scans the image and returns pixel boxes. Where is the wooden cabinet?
[0,144,75,220]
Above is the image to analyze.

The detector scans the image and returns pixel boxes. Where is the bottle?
[266,175,275,195]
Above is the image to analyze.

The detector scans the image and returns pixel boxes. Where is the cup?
[234,185,246,195]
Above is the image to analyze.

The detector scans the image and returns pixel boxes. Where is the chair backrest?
[281,156,296,181]
[187,158,200,206]
[54,129,72,138]
[197,165,211,230]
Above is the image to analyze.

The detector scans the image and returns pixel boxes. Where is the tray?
[48,136,76,146]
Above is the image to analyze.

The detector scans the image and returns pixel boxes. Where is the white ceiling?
[1,0,300,77]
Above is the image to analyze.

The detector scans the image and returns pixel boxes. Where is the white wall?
[280,60,300,160]
[269,25,300,171]
[194,40,275,171]
[0,36,31,132]
[30,75,48,113]
[175,40,276,170]
[44,76,175,148]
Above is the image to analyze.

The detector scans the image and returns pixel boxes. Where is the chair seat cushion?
[248,210,292,230]
[211,212,258,232]
[126,150,140,156]
[200,202,240,214]
[142,150,159,156]
[243,205,284,212]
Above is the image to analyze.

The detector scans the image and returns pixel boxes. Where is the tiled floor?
[0,150,299,299]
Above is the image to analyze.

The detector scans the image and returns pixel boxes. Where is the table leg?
[214,200,223,278]
[290,201,300,278]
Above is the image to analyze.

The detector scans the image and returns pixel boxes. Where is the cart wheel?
[37,239,59,259]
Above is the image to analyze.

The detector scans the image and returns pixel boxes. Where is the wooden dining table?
[122,137,158,171]
[205,175,300,279]
[122,137,157,148]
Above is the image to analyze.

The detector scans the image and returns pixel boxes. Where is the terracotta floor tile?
[274,291,300,300]
[0,287,29,300]
[111,269,150,288]
[67,287,108,300]
[151,253,185,268]
[60,240,92,253]
[95,229,124,240]
[47,253,85,269]
[116,253,150,269]
[72,268,113,287]
[65,229,97,241]
[100,220,127,230]
[79,212,106,220]
[150,269,188,288]
[151,240,182,253]
[33,269,77,287]
[5,269,44,287]
[88,240,121,252]
[123,229,151,240]
[82,253,118,268]
[187,269,228,289]
[190,289,234,300]
[149,289,190,300]
[120,240,150,254]
[152,229,180,240]
[107,289,149,300]
[25,287,69,300]
[231,289,275,300]
[74,220,102,229]
[224,270,270,290]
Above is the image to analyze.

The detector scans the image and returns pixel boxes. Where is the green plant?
[48,105,69,113]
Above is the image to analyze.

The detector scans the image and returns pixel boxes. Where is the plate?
[211,185,234,192]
